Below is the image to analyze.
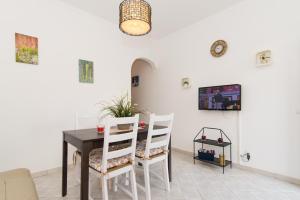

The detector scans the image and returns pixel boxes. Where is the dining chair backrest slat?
[107,146,134,160]
[149,140,169,149]
[108,132,135,143]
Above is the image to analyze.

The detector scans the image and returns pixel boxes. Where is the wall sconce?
[256,50,272,67]
[181,78,191,89]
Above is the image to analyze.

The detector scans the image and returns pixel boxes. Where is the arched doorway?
[131,58,156,122]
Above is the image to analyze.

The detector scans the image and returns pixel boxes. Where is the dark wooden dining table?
[62,125,172,200]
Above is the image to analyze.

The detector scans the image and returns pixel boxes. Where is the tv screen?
[198,84,241,111]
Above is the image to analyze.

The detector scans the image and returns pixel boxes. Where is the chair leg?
[144,163,151,200]
[113,177,118,192]
[89,174,94,200]
[163,158,170,191]
[102,176,109,200]
[130,167,138,200]
[125,172,129,186]
[75,162,81,184]
[108,179,112,190]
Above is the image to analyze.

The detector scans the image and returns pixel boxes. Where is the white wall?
[0,0,153,173]
[149,0,300,179]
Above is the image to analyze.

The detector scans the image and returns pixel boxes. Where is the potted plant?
[101,94,139,130]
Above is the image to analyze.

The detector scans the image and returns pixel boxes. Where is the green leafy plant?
[101,94,138,118]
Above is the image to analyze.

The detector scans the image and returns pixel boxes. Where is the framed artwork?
[132,76,139,87]
[15,33,38,65]
[79,59,94,83]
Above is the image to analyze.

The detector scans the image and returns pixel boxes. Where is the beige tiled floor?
[34,151,300,200]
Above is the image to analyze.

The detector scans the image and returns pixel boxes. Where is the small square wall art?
[15,33,38,65]
[79,59,94,83]
[131,76,139,87]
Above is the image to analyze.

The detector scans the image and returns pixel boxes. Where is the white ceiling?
[60,0,243,38]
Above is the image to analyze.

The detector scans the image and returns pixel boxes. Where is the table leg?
[62,140,68,196]
[168,137,172,182]
[80,145,90,200]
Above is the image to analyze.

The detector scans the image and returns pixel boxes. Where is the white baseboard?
[172,147,300,185]
[234,164,300,185]
[172,147,193,156]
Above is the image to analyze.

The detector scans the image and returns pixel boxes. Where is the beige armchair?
[0,168,38,200]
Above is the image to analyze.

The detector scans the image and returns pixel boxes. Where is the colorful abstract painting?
[79,59,94,83]
[15,33,38,65]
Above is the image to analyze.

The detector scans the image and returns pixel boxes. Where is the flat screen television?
[198,84,241,111]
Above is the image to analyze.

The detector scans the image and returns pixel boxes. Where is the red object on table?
[139,120,145,128]
[97,125,105,133]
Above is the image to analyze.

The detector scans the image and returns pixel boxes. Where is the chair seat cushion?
[89,144,132,172]
[136,140,164,158]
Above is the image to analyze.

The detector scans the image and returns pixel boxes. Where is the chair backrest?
[75,112,98,130]
[144,113,174,159]
[101,114,139,173]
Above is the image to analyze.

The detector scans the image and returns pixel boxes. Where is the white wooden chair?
[89,115,139,200]
[135,113,174,200]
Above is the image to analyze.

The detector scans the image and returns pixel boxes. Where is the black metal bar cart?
[193,127,232,174]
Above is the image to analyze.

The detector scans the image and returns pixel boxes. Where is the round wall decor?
[210,40,228,57]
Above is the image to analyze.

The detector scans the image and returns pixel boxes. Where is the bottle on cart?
[219,154,225,166]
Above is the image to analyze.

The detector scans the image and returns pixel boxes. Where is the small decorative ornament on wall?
[256,50,272,67]
[15,33,38,65]
[79,59,94,83]
[210,40,228,57]
[181,78,191,89]
[132,76,139,87]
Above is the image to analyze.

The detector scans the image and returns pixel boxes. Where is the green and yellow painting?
[15,33,38,65]
[79,59,94,83]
